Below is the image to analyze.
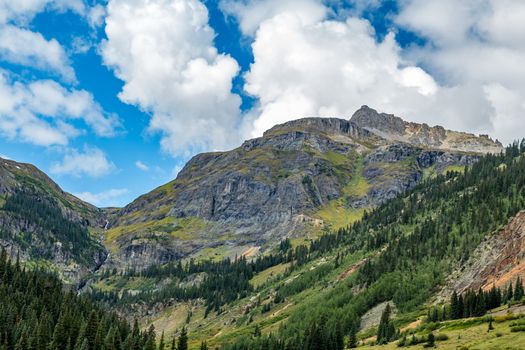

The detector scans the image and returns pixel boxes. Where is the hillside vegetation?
[82,141,525,349]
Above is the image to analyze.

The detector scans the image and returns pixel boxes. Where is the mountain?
[88,140,525,350]
[0,157,106,283]
[1,108,523,350]
[105,106,503,270]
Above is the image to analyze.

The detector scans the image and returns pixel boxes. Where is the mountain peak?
[351,106,503,154]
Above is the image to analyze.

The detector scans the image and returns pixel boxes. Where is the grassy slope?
[360,314,525,350]
[94,145,498,348]
[140,251,369,348]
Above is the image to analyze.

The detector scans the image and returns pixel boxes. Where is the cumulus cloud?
[101,0,242,157]
[87,3,106,28]
[0,0,94,25]
[135,160,149,171]
[0,70,120,146]
[219,0,326,36]
[215,0,523,145]
[0,25,75,81]
[74,188,129,207]
[0,0,107,80]
[51,146,116,177]
[243,11,438,137]
[394,0,525,144]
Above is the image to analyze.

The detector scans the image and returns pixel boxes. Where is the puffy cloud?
[0,0,107,80]
[217,0,523,145]
[135,160,149,171]
[0,71,120,146]
[101,0,242,157]
[394,0,525,144]
[51,146,116,177]
[87,4,106,28]
[219,0,326,36]
[243,12,439,137]
[0,0,92,25]
[0,0,51,24]
[74,188,129,207]
[0,25,75,81]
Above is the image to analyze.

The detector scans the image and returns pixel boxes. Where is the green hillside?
[81,142,525,349]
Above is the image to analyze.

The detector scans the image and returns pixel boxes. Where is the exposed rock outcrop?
[351,105,503,154]
[439,211,525,299]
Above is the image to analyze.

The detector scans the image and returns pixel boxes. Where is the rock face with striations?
[351,105,503,154]
[106,106,503,270]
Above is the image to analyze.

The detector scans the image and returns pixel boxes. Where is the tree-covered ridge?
[212,141,525,349]
[0,249,159,350]
[0,188,102,266]
[91,244,294,314]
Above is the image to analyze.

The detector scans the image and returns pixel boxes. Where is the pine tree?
[426,333,435,348]
[514,277,524,301]
[177,328,188,350]
[377,303,396,344]
[348,325,357,348]
[488,317,494,331]
[15,331,29,350]
[145,325,156,350]
[458,295,465,318]
[505,282,514,303]
[450,291,459,319]
[50,312,68,350]
[158,331,165,350]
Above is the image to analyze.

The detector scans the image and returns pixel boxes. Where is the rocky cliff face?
[0,157,107,284]
[351,105,503,154]
[439,210,525,299]
[106,107,503,270]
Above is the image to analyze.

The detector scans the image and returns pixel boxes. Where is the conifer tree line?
[439,277,525,322]
[90,248,294,312]
[0,249,157,350]
[0,188,101,265]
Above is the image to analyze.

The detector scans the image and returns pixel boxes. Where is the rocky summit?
[103,106,503,270]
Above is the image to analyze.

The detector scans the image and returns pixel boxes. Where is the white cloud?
[74,188,129,207]
[216,0,524,145]
[219,0,326,36]
[135,160,149,171]
[87,4,105,28]
[0,70,119,146]
[0,0,51,24]
[0,25,75,81]
[101,0,242,157]
[393,0,525,144]
[0,153,10,160]
[0,0,92,25]
[0,0,107,80]
[243,11,439,137]
[51,146,116,177]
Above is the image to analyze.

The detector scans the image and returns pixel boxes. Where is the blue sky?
[1,0,524,207]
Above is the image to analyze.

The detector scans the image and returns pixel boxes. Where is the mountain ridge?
[0,156,107,283]
[104,106,503,270]
[0,106,505,275]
